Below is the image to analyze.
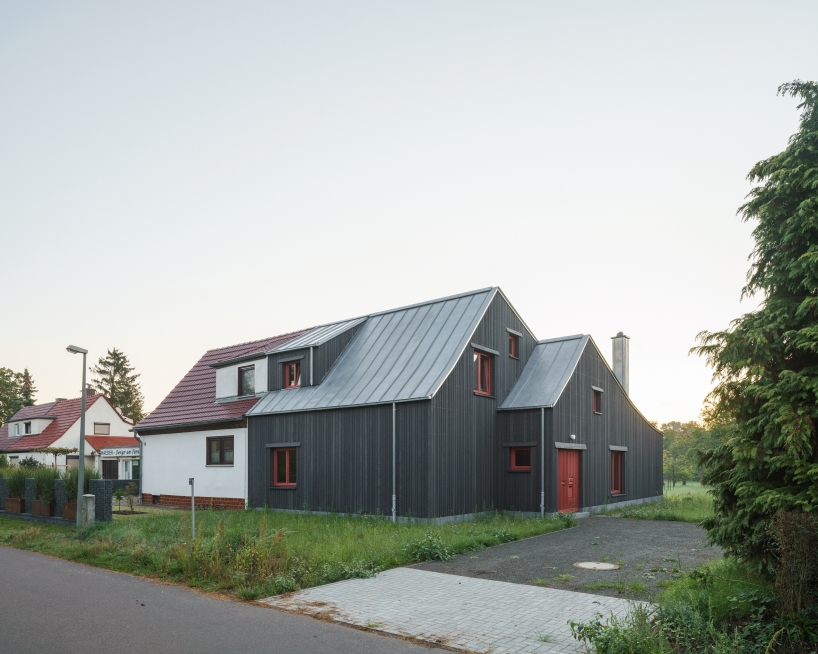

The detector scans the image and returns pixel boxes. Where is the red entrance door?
[558,449,580,513]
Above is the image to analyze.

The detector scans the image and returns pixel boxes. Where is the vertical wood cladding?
[428,293,538,518]
[312,323,362,383]
[267,348,310,392]
[548,342,663,510]
[249,401,432,517]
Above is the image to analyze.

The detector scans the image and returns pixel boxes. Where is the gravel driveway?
[414,516,720,600]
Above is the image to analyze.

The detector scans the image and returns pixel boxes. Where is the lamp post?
[67,345,88,527]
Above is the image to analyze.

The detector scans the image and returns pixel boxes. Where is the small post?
[189,477,195,541]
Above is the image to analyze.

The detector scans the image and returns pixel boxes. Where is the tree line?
[0,348,145,425]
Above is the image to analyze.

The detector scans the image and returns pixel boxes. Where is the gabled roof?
[86,436,140,452]
[135,329,312,431]
[499,335,589,410]
[0,395,104,452]
[250,288,497,415]
[4,402,58,422]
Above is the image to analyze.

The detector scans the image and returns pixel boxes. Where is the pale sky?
[1,2,815,424]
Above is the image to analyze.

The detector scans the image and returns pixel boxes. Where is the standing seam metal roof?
[498,335,589,410]
[268,318,367,353]
[249,289,496,414]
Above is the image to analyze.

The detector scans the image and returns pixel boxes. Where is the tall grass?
[599,492,713,523]
[33,468,61,504]
[61,466,101,502]
[0,509,574,600]
[5,469,27,499]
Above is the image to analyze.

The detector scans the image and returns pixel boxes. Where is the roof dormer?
[210,356,269,401]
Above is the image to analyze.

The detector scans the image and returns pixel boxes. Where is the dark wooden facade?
[248,293,662,518]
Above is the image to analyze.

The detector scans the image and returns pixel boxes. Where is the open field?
[0,509,573,600]
[598,485,713,523]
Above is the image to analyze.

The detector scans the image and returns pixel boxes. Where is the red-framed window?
[611,451,623,495]
[510,447,532,471]
[593,389,603,413]
[474,351,492,396]
[284,360,301,389]
[272,447,297,487]
[508,333,519,358]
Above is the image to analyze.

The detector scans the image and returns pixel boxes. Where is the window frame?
[508,333,519,358]
[271,447,297,488]
[238,365,256,397]
[593,389,603,414]
[206,436,235,466]
[93,422,110,436]
[611,451,623,495]
[509,446,532,472]
[474,351,492,396]
[283,360,301,389]
[24,421,31,434]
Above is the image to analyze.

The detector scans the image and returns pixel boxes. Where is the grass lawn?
[0,509,573,600]
[598,484,713,523]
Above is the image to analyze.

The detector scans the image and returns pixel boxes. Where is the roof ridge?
[203,328,314,355]
[537,333,588,344]
[366,287,496,319]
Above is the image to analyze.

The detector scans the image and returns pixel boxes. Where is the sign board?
[99,447,140,458]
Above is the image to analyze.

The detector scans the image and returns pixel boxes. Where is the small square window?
[474,351,492,396]
[238,365,255,396]
[284,361,301,389]
[510,447,532,471]
[508,333,519,358]
[94,422,110,435]
[272,447,297,487]
[24,421,31,434]
[611,451,623,494]
[593,389,603,414]
[207,436,234,465]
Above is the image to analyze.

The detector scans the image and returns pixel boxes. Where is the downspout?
[309,346,314,386]
[392,402,396,522]
[540,407,545,518]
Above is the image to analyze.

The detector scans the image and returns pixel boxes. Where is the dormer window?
[24,422,31,434]
[238,365,255,397]
[284,361,301,389]
[14,423,20,437]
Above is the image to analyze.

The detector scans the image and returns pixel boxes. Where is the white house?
[0,393,136,475]
[134,329,311,509]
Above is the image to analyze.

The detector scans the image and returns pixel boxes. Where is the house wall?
[426,293,538,518]
[547,342,663,511]
[495,408,546,513]
[311,323,362,383]
[140,427,247,502]
[268,348,310,391]
[215,357,268,398]
[248,401,434,517]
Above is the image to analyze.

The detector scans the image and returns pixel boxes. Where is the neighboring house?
[138,287,662,519]
[0,394,136,474]
[86,436,142,483]
[134,330,312,509]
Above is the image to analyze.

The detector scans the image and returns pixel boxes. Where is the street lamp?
[66,345,88,527]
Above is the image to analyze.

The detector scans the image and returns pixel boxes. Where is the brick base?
[141,493,244,510]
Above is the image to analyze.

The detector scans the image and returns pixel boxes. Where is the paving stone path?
[261,567,642,653]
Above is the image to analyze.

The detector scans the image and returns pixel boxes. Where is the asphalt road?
[0,546,441,654]
[415,516,721,600]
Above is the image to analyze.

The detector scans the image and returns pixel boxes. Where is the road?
[0,546,440,654]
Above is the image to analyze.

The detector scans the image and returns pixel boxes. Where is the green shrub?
[61,466,102,502]
[403,533,454,562]
[772,511,818,616]
[5,468,27,499]
[19,456,42,469]
[33,468,60,504]
[0,453,9,468]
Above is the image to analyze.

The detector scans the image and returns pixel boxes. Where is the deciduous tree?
[693,81,818,573]
[0,367,23,424]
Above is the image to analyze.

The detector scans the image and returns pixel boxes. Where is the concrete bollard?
[82,494,95,527]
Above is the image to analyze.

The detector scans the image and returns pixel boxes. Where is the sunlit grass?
[598,488,713,523]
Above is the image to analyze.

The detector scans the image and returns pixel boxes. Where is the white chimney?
[611,332,629,394]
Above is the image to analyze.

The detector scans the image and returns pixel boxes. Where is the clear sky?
[1,2,815,424]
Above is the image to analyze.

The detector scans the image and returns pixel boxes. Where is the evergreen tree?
[19,368,36,406]
[91,348,145,423]
[693,81,818,573]
[0,367,23,424]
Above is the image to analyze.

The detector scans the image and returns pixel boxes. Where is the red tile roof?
[4,402,59,421]
[135,330,312,431]
[85,436,140,452]
[0,395,104,452]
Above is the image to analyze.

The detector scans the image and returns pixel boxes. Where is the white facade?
[141,427,247,501]
[215,357,267,399]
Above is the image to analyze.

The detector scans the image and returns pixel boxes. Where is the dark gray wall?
[267,348,310,391]
[312,323,362,384]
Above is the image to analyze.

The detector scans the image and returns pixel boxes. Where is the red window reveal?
[508,333,519,358]
[611,451,623,495]
[284,361,301,389]
[593,389,603,413]
[474,351,492,396]
[272,448,297,487]
[510,447,532,471]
